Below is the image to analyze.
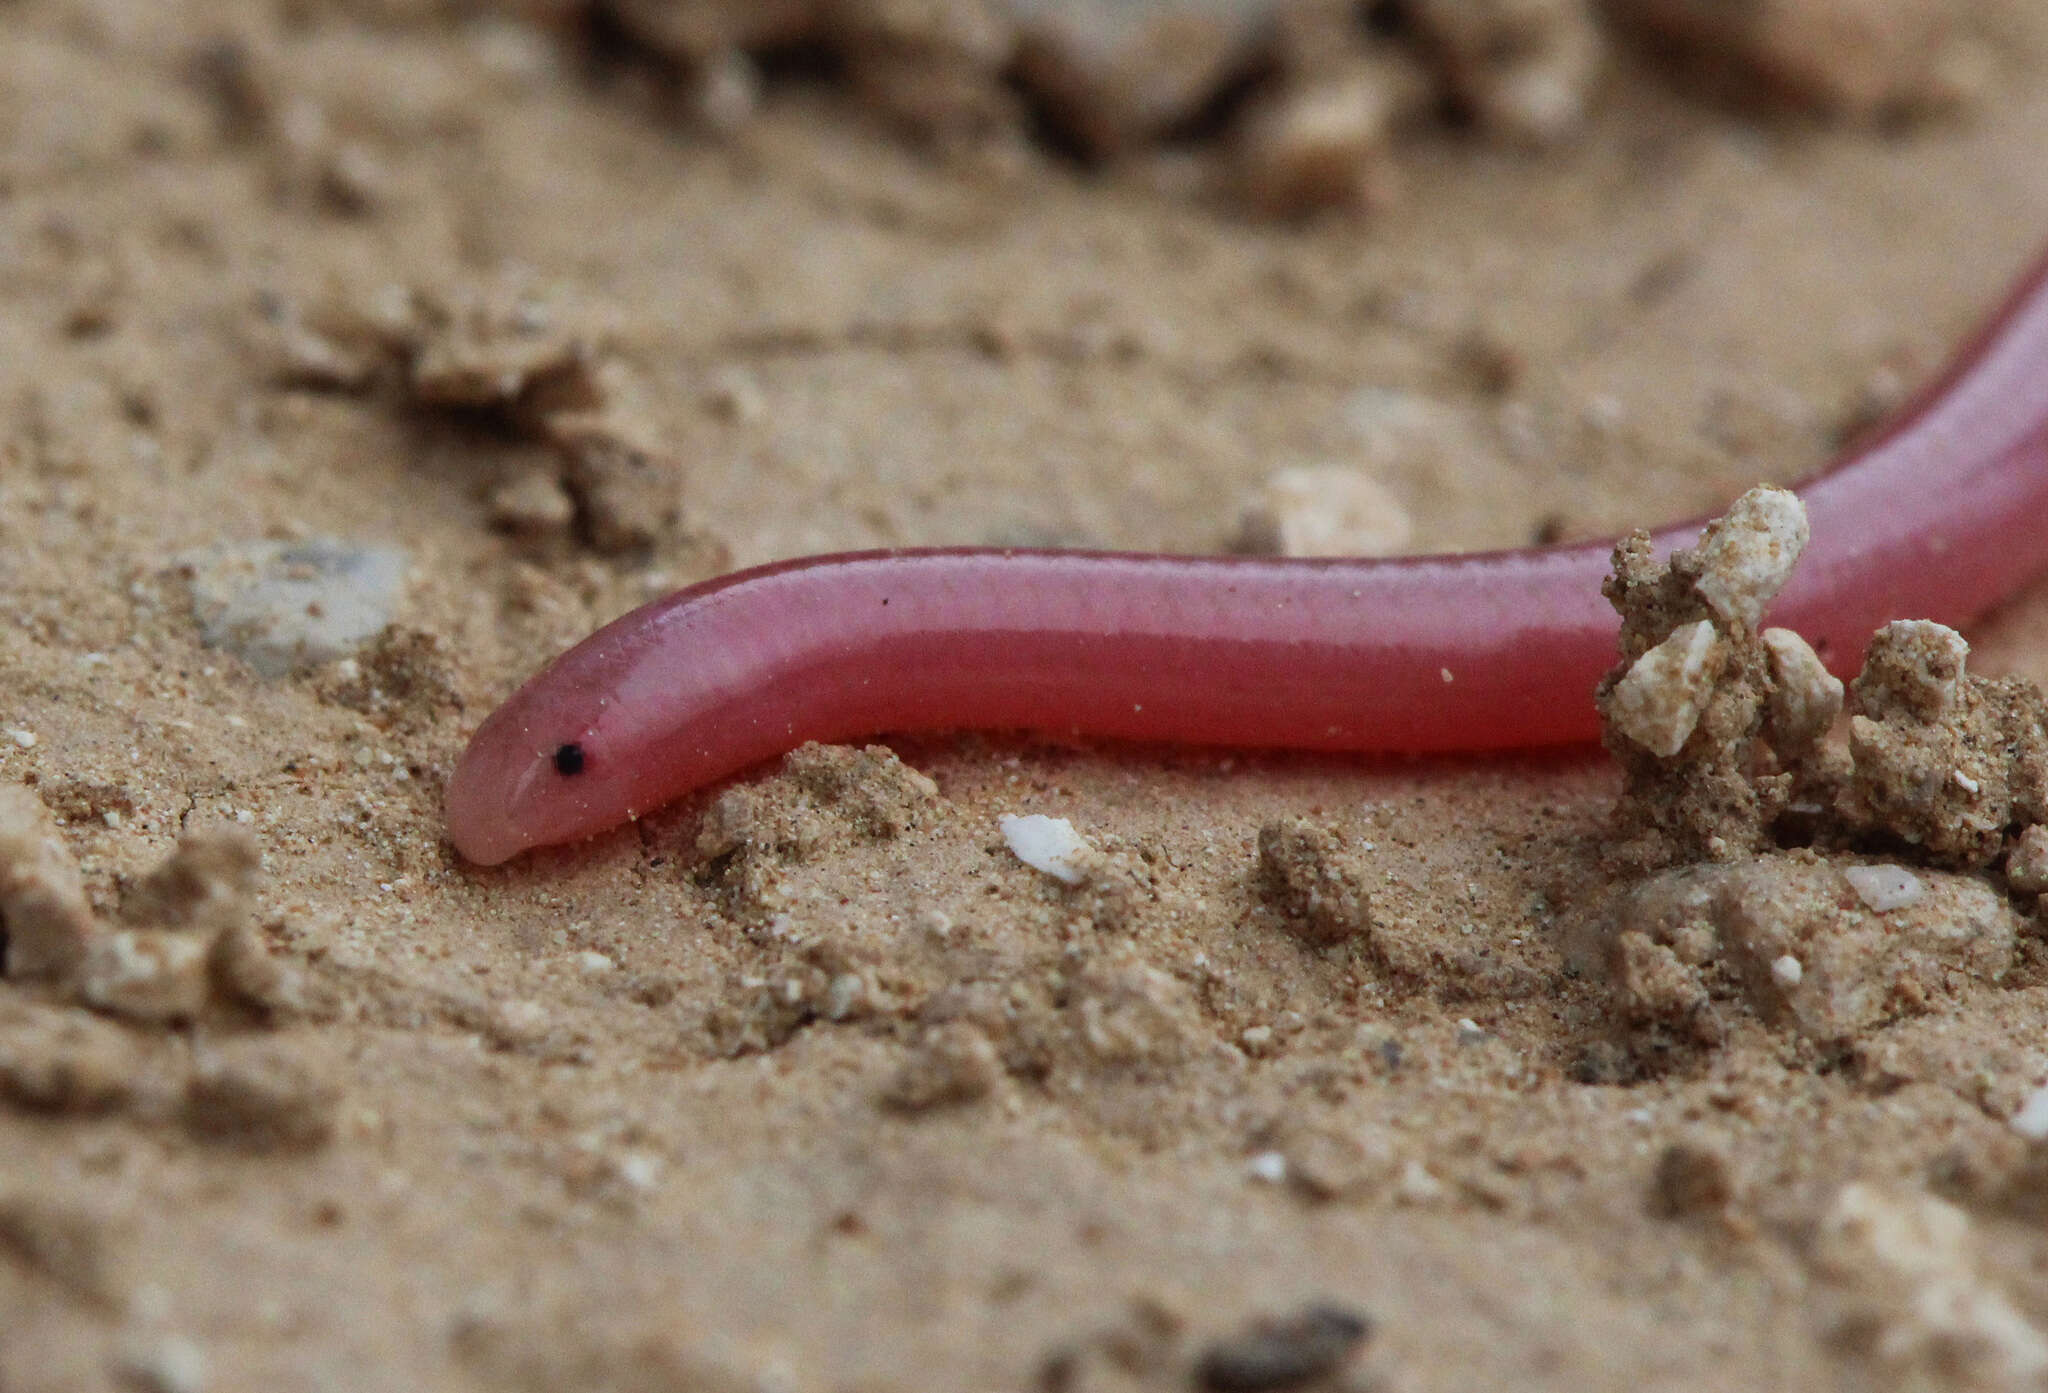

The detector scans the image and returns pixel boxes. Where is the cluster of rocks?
[1597,487,2048,879]
[0,784,303,1024]
[585,0,1980,215]
[267,282,693,557]
[0,784,339,1152]
[1589,487,2048,1048]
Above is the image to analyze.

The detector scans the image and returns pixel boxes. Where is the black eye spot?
[553,742,586,776]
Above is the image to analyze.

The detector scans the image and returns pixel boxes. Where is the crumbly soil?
[9,3,2048,1391]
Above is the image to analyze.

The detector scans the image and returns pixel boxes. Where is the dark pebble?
[1193,1303,1373,1392]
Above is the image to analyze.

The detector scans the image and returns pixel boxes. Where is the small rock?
[1596,486,1822,866]
[1245,1150,1289,1184]
[2008,826,2048,895]
[1841,863,1923,913]
[783,743,939,836]
[1839,620,2037,868]
[1232,62,1408,217]
[1395,1158,1447,1206]
[485,998,552,1050]
[486,466,577,536]
[77,930,212,1024]
[1234,466,1411,557]
[1193,1303,1373,1393]
[1854,620,1968,720]
[1649,1139,1736,1218]
[270,315,384,391]
[1606,619,1724,758]
[1609,929,1716,1041]
[546,415,689,556]
[208,923,309,1018]
[1275,1122,1395,1203]
[1409,0,1604,145]
[406,296,597,412]
[0,999,144,1113]
[1067,953,1203,1071]
[881,1022,1003,1111]
[1688,486,1809,631]
[0,782,96,981]
[1000,813,1095,885]
[1009,0,1262,158]
[1760,627,1843,751]
[2010,1082,2048,1141]
[184,538,409,678]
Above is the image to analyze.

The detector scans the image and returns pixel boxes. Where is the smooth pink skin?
[448,248,2048,866]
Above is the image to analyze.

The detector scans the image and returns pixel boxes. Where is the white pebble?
[999,814,1094,885]
[1691,486,1809,630]
[487,998,551,1048]
[1771,954,1803,988]
[1246,1150,1289,1184]
[2013,1082,2048,1140]
[614,1150,661,1192]
[1395,1159,1445,1205]
[574,950,616,975]
[1608,620,1723,757]
[5,728,36,748]
[1843,863,1925,912]
[184,538,409,679]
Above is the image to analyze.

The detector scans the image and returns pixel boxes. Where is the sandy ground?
[9,2,2048,1390]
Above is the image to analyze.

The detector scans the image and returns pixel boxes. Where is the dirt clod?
[0,1000,147,1114]
[881,1022,1003,1111]
[1649,1138,1737,1218]
[1604,852,2018,1043]
[182,1042,340,1152]
[0,783,97,982]
[1256,819,1375,944]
